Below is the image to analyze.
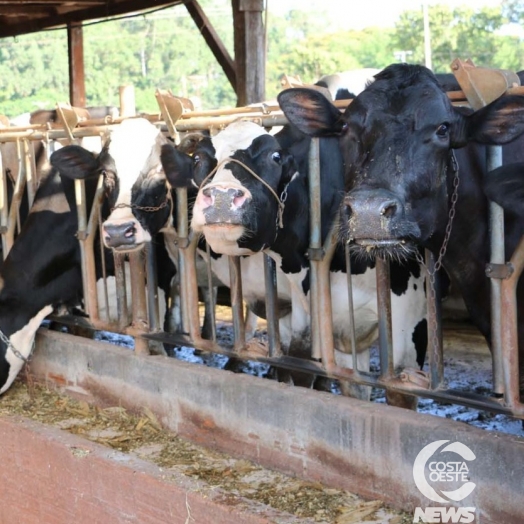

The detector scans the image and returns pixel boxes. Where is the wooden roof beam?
[0,0,182,38]
[184,0,236,93]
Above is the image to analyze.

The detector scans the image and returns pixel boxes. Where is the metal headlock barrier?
[0,60,523,421]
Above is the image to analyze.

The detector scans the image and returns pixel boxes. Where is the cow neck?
[416,150,460,277]
[0,328,28,363]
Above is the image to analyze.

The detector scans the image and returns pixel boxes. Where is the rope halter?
[198,157,289,229]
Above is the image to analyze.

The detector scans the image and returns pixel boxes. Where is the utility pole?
[423,0,432,70]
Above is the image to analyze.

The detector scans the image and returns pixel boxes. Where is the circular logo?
[413,440,476,503]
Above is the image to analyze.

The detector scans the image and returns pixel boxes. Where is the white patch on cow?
[103,119,170,248]
[1,305,53,394]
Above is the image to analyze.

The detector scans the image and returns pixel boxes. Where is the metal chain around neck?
[111,191,172,214]
[416,150,460,276]
[0,328,31,363]
[415,150,460,380]
[199,157,288,229]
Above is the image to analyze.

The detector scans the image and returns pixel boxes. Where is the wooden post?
[232,0,266,106]
[67,22,86,108]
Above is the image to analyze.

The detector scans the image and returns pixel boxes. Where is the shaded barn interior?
[0,0,266,107]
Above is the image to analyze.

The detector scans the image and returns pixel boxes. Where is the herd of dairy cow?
[0,63,523,412]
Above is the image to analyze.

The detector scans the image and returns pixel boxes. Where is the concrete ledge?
[0,415,312,524]
[27,329,524,523]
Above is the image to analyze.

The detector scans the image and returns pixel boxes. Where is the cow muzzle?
[342,189,420,245]
[103,220,143,251]
[198,185,250,226]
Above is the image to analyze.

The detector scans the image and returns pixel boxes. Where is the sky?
[269,0,503,30]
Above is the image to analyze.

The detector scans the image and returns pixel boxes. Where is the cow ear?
[278,88,345,137]
[50,145,99,179]
[160,143,195,188]
[483,162,524,217]
[466,95,524,146]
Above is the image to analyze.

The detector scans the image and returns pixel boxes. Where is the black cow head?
[51,118,171,252]
[161,121,298,256]
[278,64,524,259]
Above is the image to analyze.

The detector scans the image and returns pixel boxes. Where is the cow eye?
[193,154,200,164]
[272,151,281,164]
[436,123,450,138]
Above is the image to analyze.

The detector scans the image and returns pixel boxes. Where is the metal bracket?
[485,262,514,279]
[55,102,90,143]
[451,58,521,110]
[155,89,194,143]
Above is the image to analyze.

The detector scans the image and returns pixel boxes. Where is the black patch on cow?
[301,270,310,296]
[390,258,421,296]
[412,319,428,369]
[0,354,9,393]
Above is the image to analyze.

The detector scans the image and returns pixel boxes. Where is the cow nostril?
[380,202,397,219]
[233,189,246,207]
[124,224,136,238]
[203,188,212,197]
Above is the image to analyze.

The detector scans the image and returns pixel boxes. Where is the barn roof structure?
[0,0,266,106]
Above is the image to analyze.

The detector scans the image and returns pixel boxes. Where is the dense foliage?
[0,0,523,117]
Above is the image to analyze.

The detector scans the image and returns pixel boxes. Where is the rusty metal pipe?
[376,258,394,378]
[129,250,149,355]
[308,138,322,362]
[146,242,161,332]
[0,150,8,258]
[113,253,129,330]
[487,145,505,396]
[228,255,246,351]
[500,234,524,408]
[5,140,27,254]
[263,254,281,357]
[425,249,444,389]
[345,244,359,373]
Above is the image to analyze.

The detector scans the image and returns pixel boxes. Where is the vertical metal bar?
[308,137,322,361]
[82,177,105,323]
[425,249,444,388]
[376,257,394,378]
[500,235,524,408]
[228,255,246,350]
[74,178,91,316]
[345,243,359,372]
[5,140,26,253]
[0,148,8,258]
[146,242,161,332]
[263,254,281,357]
[98,207,110,319]
[205,244,217,341]
[176,187,190,333]
[114,252,129,329]
[23,139,35,210]
[183,236,204,340]
[487,145,504,396]
[129,250,149,355]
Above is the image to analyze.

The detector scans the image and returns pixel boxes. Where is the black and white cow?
[161,118,428,396]
[277,63,524,393]
[51,118,268,342]
[0,120,175,395]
